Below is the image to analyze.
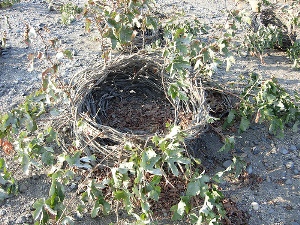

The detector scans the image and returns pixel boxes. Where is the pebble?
[296,143,300,150]
[251,202,259,211]
[242,141,250,147]
[291,222,300,225]
[270,147,277,154]
[19,183,28,193]
[286,161,294,169]
[293,169,299,175]
[279,147,289,155]
[266,176,272,182]
[25,214,33,223]
[48,3,55,11]
[69,183,78,191]
[246,165,253,174]
[0,209,6,216]
[16,215,27,224]
[74,212,83,220]
[261,137,267,142]
[290,145,297,151]
[285,179,293,185]
[223,160,232,168]
[252,146,260,155]
[32,174,40,180]
[268,208,275,214]
[253,140,259,145]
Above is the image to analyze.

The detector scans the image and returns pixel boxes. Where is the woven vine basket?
[70,52,208,159]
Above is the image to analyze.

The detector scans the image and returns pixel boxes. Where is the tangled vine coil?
[70,52,208,159]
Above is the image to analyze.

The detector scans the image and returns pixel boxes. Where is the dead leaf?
[1,140,14,155]
[255,110,261,123]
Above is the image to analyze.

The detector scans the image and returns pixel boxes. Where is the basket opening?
[85,69,175,135]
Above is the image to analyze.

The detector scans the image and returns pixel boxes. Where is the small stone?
[223,160,233,168]
[32,174,40,180]
[0,209,6,216]
[19,183,28,193]
[290,145,297,151]
[291,222,300,225]
[242,141,250,147]
[252,146,260,155]
[266,176,272,182]
[282,171,287,177]
[270,147,277,154]
[16,215,26,224]
[251,202,259,211]
[261,137,268,143]
[72,50,78,56]
[74,212,83,220]
[279,147,289,155]
[268,208,275,214]
[293,169,299,175]
[286,161,294,169]
[246,165,253,174]
[48,3,55,11]
[250,125,258,130]
[69,183,78,191]
[285,179,293,185]
[296,143,300,150]
[25,214,33,223]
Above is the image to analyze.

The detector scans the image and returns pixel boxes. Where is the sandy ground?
[0,0,300,224]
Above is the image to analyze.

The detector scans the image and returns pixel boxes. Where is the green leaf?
[232,157,247,177]
[0,188,9,201]
[186,180,200,196]
[41,151,54,166]
[61,216,74,225]
[21,154,30,175]
[168,84,179,99]
[148,185,161,201]
[239,116,250,132]
[227,110,236,124]
[107,18,119,29]
[119,26,133,44]
[25,113,37,132]
[145,16,158,30]
[63,50,73,59]
[219,136,235,153]
[103,29,118,49]
[114,190,132,212]
[91,200,100,218]
[292,121,299,133]
[49,108,61,117]
[99,198,111,215]
[141,149,161,175]
[114,190,128,200]
[1,113,17,131]
[45,127,57,143]
[170,200,186,220]
[33,198,46,221]
[186,174,210,197]
[49,180,65,203]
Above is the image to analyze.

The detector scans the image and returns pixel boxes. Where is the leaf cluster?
[0,158,17,200]
[0,0,20,8]
[223,73,300,137]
